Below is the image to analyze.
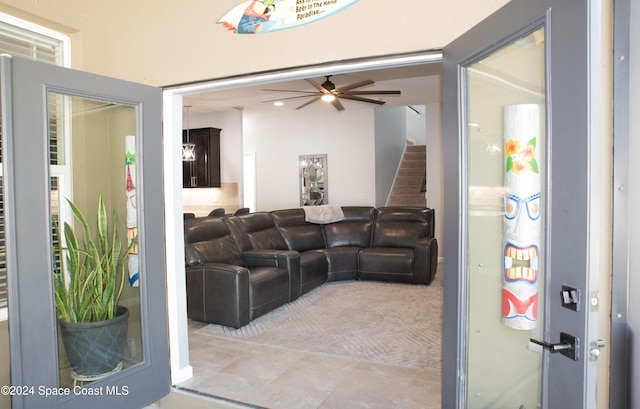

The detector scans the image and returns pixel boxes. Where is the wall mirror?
[299,154,327,206]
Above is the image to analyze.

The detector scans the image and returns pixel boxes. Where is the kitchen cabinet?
[183,127,221,188]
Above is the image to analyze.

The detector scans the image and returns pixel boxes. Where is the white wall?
[242,102,445,260]
[374,107,406,206]
[243,108,376,211]
[0,0,508,87]
[406,105,427,145]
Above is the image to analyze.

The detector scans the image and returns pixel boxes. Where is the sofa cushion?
[371,207,433,248]
[299,251,328,294]
[225,212,288,252]
[315,247,359,281]
[358,247,415,283]
[322,207,375,248]
[271,208,325,251]
[184,217,244,266]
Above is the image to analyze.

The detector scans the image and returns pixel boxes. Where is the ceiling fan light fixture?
[321,94,336,102]
[321,76,336,92]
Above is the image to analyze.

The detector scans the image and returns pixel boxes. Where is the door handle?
[530,332,579,361]
[530,338,571,352]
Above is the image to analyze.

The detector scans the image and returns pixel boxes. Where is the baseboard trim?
[170,365,193,385]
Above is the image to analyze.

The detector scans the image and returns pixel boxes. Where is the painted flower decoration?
[126,151,136,166]
[506,137,538,175]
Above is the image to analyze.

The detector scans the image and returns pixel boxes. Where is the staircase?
[387,144,427,207]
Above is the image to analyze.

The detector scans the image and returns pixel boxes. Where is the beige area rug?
[194,273,443,371]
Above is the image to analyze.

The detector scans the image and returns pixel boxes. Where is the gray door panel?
[2,56,170,409]
[442,0,597,407]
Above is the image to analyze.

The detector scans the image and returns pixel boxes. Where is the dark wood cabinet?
[182,127,221,188]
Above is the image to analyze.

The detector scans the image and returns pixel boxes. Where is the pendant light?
[182,105,196,161]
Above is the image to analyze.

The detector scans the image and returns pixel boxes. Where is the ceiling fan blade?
[261,76,397,111]
[339,95,387,105]
[261,89,318,94]
[304,78,326,92]
[345,90,402,95]
[331,98,345,111]
[262,94,321,103]
[295,97,320,110]
[336,79,374,92]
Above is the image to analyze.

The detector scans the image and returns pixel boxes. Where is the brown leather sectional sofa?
[184,206,438,328]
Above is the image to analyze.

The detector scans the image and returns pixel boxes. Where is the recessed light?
[273,101,284,107]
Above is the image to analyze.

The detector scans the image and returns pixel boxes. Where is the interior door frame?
[442,0,606,407]
[161,51,444,386]
[611,0,633,407]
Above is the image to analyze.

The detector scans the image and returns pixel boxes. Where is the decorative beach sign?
[218,0,359,34]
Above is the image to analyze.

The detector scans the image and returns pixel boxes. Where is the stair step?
[406,145,426,153]
[391,185,423,194]
[403,152,425,162]
[395,180,423,189]
[388,196,426,206]
[398,167,425,176]
[399,161,425,169]
[387,144,427,207]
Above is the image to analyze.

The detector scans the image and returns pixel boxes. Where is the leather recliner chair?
[319,206,376,282]
[184,217,299,328]
[270,209,329,294]
[227,211,325,296]
[358,207,438,284]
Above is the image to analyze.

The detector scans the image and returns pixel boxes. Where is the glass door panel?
[465,27,546,408]
[48,93,144,388]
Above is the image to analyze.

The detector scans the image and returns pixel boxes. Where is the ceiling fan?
[262,75,401,111]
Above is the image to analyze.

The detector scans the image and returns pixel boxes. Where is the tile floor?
[179,321,442,409]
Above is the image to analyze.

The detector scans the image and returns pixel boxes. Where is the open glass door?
[443,0,602,408]
[2,56,170,409]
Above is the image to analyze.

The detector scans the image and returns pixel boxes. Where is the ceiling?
[182,62,442,116]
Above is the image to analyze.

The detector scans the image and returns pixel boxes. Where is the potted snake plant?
[54,196,132,377]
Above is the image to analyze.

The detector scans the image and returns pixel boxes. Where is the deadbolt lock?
[589,339,605,361]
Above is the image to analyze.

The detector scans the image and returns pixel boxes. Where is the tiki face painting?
[502,104,541,330]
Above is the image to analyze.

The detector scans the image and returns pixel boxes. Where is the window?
[0,13,69,319]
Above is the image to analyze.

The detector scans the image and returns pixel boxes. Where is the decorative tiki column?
[125,135,139,287]
[502,104,541,330]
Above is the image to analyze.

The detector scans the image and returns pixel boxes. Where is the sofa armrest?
[243,248,285,267]
[414,237,439,284]
[243,249,301,301]
[278,251,301,300]
[185,263,250,328]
